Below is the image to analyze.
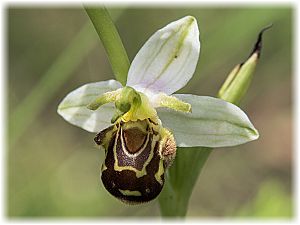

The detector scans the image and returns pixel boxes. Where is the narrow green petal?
[87,89,121,110]
[57,80,122,132]
[156,93,191,113]
[157,94,259,148]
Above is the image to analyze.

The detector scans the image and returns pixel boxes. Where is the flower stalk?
[85,6,130,86]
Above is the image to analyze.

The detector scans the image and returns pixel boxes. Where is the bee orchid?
[57,16,259,203]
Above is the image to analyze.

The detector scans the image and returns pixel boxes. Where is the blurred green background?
[8,6,293,218]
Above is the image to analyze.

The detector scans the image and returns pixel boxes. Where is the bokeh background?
[8,6,293,217]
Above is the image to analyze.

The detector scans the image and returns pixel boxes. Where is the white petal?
[157,94,259,148]
[57,80,122,132]
[126,16,200,95]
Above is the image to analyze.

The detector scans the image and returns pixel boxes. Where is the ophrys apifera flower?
[57,16,259,204]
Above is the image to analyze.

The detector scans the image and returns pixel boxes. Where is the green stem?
[85,6,130,86]
[159,147,211,217]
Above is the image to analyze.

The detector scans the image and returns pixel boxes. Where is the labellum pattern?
[95,118,175,203]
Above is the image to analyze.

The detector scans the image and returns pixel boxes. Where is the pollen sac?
[95,119,175,204]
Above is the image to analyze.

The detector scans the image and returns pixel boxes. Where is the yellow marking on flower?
[112,120,162,178]
[101,163,108,172]
[154,159,164,185]
[119,189,142,196]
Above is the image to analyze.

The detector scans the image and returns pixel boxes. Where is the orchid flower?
[57,16,259,203]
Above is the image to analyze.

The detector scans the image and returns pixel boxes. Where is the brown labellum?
[94,119,176,204]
